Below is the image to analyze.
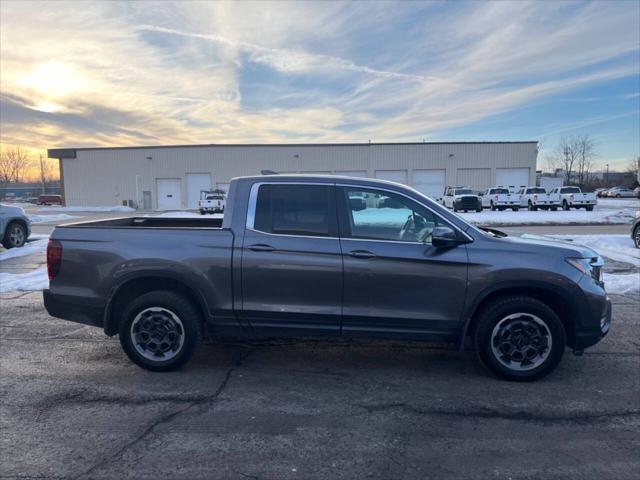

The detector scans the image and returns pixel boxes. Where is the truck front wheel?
[119,291,201,372]
[473,296,566,381]
[562,200,569,211]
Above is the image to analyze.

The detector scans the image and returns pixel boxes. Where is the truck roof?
[232,174,413,190]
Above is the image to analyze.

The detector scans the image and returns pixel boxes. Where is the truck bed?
[58,216,224,229]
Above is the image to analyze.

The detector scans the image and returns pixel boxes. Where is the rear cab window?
[252,184,337,237]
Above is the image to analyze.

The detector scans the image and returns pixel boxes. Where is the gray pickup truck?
[44,175,611,381]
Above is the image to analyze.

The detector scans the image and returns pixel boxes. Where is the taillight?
[47,239,62,281]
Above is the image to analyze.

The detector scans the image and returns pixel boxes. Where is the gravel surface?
[1,291,638,479]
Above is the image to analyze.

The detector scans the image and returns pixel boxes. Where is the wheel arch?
[103,274,209,336]
[460,284,577,349]
[2,218,28,244]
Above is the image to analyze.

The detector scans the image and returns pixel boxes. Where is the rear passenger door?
[240,183,342,336]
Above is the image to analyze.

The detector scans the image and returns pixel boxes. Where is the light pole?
[605,163,609,188]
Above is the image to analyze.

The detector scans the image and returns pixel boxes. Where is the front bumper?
[43,289,104,328]
[573,295,611,351]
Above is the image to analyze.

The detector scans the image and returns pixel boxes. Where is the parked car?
[594,188,608,198]
[633,211,640,249]
[44,175,612,381]
[606,187,635,198]
[548,186,597,210]
[518,187,560,211]
[480,187,520,211]
[37,194,63,206]
[634,186,640,199]
[441,186,482,212]
[0,204,31,248]
[198,190,226,214]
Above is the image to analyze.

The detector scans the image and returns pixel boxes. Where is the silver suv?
[0,204,31,248]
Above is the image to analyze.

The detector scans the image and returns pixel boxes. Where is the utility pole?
[39,154,46,194]
[605,163,609,188]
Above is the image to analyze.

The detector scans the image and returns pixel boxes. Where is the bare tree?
[575,134,597,187]
[548,137,579,185]
[0,145,34,184]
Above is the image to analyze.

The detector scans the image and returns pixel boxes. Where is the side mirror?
[431,225,461,247]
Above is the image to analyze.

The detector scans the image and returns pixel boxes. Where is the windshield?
[206,195,224,200]
[489,189,509,194]
[455,189,473,195]
[561,187,581,193]
[528,188,546,194]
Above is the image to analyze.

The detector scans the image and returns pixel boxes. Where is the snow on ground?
[460,207,636,226]
[28,213,80,224]
[0,266,48,293]
[37,205,135,212]
[549,235,639,267]
[602,273,640,295]
[0,235,49,261]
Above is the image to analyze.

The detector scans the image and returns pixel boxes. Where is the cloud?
[0,0,638,156]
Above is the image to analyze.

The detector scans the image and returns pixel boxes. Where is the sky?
[0,0,638,172]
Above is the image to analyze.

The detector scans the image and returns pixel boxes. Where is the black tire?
[118,291,201,372]
[585,205,594,211]
[633,225,640,249]
[453,205,458,212]
[199,210,205,215]
[473,296,566,381]
[476,205,482,212]
[512,207,519,211]
[551,206,558,211]
[528,201,534,211]
[616,194,621,198]
[562,200,569,211]
[2,222,27,249]
[491,202,497,211]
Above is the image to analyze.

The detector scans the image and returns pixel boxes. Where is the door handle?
[348,250,376,259]
[247,244,275,252]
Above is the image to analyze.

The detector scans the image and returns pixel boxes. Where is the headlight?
[566,256,604,283]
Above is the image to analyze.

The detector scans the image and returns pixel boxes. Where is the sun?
[21,62,87,112]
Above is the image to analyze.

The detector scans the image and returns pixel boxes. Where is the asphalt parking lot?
[1,289,639,479]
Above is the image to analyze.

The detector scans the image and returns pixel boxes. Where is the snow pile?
[28,213,80,224]
[38,205,135,212]
[460,207,636,226]
[549,235,639,267]
[0,235,49,261]
[0,267,48,293]
[603,273,640,295]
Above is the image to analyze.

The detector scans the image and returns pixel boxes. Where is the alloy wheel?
[130,307,185,361]
[490,313,552,371]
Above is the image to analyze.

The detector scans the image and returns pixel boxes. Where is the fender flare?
[457,279,579,349]
[102,269,212,335]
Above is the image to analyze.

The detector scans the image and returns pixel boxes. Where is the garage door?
[496,168,530,190]
[375,170,408,185]
[456,168,491,191]
[335,170,367,178]
[157,179,182,210]
[186,173,212,208]
[413,169,446,199]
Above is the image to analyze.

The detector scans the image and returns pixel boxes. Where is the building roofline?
[48,141,538,159]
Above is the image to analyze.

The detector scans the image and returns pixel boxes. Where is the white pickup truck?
[480,187,521,211]
[198,190,226,215]
[441,186,482,212]
[517,187,560,211]
[549,186,597,211]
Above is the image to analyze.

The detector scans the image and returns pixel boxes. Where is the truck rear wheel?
[119,290,201,371]
[473,296,566,381]
[585,205,594,211]
[562,200,569,211]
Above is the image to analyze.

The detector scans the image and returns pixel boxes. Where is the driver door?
[337,186,468,339]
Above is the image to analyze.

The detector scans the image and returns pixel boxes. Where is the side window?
[253,184,334,237]
[342,188,440,243]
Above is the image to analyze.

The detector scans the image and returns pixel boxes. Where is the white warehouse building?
[48,142,538,209]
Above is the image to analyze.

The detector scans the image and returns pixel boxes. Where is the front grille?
[456,196,479,209]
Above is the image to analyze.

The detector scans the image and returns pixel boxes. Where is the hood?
[0,204,27,217]
[501,232,598,258]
